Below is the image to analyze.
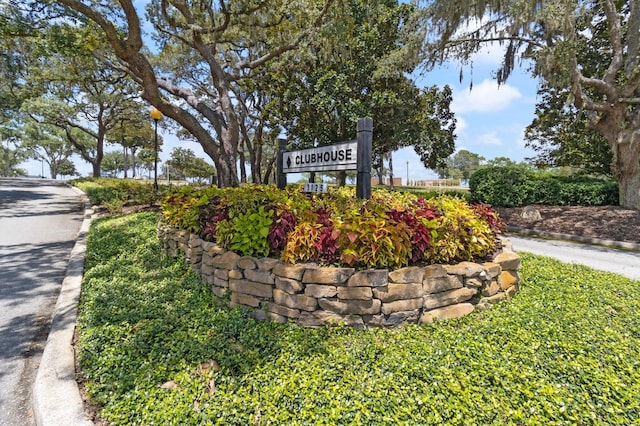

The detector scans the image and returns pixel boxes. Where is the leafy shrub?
[162,185,504,268]
[216,205,274,257]
[73,177,164,207]
[470,166,619,207]
[387,201,439,264]
[104,197,124,214]
[427,196,497,263]
[336,205,413,269]
[399,186,471,202]
[551,176,619,205]
[281,217,324,264]
[162,186,218,233]
[469,165,534,207]
[472,203,507,235]
[199,194,227,241]
[266,208,297,256]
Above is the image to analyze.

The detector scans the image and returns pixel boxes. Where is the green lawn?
[78,212,640,425]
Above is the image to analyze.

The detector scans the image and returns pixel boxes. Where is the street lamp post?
[150,108,162,190]
[406,161,409,186]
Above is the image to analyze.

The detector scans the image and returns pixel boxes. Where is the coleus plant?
[161,185,505,268]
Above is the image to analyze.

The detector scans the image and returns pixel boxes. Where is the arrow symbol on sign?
[286,156,291,168]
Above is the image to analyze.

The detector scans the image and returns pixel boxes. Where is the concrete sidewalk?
[506,233,640,281]
[32,187,94,426]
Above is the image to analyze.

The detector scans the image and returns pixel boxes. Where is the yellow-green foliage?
[426,195,496,263]
[73,177,160,211]
[281,219,324,264]
[217,206,274,257]
[162,186,219,233]
[336,208,413,269]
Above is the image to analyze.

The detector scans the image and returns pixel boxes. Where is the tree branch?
[232,0,335,73]
[446,35,545,50]
[56,0,127,58]
[573,83,612,113]
[602,0,624,85]
[576,71,618,102]
[156,77,227,133]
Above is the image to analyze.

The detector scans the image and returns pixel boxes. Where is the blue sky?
[397,50,540,180]
[22,23,541,181]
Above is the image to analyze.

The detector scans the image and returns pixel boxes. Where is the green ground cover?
[78,212,640,425]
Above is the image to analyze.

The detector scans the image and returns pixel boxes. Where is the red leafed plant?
[472,203,506,235]
[199,195,228,242]
[267,208,297,256]
[313,208,341,264]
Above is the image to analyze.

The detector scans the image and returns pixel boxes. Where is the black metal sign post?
[355,117,372,199]
[279,118,373,199]
[277,138,287,190]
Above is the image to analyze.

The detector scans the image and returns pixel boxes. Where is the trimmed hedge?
[469,166,618,207]
[72,177,171,212]
[397,186,471,202]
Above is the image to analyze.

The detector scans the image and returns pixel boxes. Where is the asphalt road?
[0,178,83,426]
[507,234,640,281]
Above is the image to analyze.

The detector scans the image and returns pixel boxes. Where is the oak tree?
[49,0,335,187]
[423,0,640,208]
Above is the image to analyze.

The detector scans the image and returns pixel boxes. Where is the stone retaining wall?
[158,222,521,328]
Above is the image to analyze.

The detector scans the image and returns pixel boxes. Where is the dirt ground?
[496,205,640,244]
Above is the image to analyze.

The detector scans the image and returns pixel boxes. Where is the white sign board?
[303,183,329,193]
[282,141,357,173]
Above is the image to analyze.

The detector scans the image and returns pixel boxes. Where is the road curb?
[506,226,640,251]
[32,188,94,426]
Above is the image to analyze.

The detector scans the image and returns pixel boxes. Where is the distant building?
[371,177,402,186]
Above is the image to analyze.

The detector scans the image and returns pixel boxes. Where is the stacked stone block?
[158,223,521,328]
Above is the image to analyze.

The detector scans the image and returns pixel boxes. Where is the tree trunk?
[619,171,640,209]
[92,160,100,178]
[252,129,263,184]
[123,147,128,178]
[93,123,105,178]
[262,156,275,185]
[213,80,240,188]
[242,123,263,184]
[238,145,247,184]
[131,147,138,178]
[388,152,394,189]
[614,131,640,209]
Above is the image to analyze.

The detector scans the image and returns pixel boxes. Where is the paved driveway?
[0,178,83,426]
[507,234,640,281]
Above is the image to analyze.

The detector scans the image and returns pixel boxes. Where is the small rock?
[521,206,542,222]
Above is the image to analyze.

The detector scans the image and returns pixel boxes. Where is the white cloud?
[452,79,522,113]
[450,16,515,66]
[471,43,508,66]
[515,127,528,149]
[453,116,468,138]
[475,131,503,146]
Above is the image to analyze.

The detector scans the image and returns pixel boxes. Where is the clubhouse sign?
[282,141,358,173]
